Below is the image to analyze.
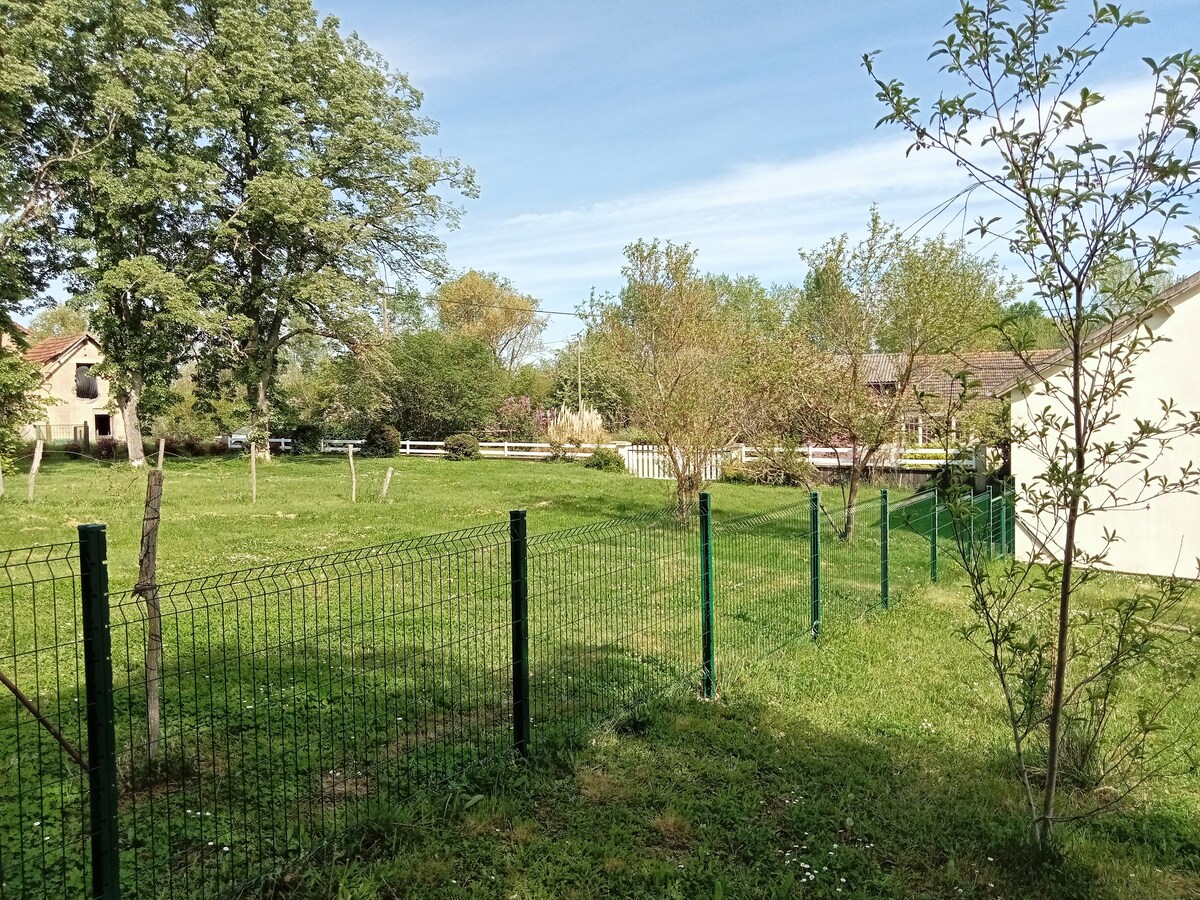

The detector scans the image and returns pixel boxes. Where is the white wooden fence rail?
[387,440,975,478]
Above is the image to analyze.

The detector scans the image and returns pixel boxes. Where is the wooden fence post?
[156,438,165,471]
[380,466,393,499]
[137,470,164,760]
[249,442,257,504]
[27,440,43,502]
[348,446,357,502]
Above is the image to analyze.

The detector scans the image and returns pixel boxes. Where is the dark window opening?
[75,364,99,400]
[94,414,111,438]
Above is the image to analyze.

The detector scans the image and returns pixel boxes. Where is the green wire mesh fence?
[1,486,1013,899]
[106,524,514,899]
[0,542,93,899]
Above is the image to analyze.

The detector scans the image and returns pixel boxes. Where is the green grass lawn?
[2,453,858,588]
[0,454,1197,899]
[293,592,1200,900]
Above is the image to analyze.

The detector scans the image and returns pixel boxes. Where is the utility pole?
[576,343,583,412]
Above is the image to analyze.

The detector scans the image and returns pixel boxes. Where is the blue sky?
[337,2,1197,345]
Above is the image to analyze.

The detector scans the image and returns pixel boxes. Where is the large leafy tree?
[591,240,749,517]
[866,0,1200,846]
[0,0,112,339]
[65,0,217,465]
[199,0,476,447]
[796,210,1015,536]
[434,270,546,371]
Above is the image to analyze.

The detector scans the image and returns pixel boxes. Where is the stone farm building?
[19,332,123,444]
[1004,271,1200,578]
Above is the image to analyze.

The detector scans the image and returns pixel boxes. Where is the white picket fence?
[389,440,973,479]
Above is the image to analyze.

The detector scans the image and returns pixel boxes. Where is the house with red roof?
[18,332,123,444]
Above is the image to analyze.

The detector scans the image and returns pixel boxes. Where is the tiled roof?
[852,349,1062,398]
[24,333,88,365]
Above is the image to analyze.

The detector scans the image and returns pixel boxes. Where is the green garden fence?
[0,487,1012,898]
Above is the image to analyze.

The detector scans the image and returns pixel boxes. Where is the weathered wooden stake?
[348,446,358,502]
[157,438,165,471]
[137,470,164,760]
[27,440,43,502]
[250,442,258,504]
[0,458,5,498]
[380,466,393,499]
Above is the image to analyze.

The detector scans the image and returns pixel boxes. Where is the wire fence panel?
[105,524,512,899]
[527,510,702,746]
[819,495,885,625]
[712,500,813,659]
[2,487,1011,899]
[0,543,92,900]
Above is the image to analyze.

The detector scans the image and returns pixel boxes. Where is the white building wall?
[1011,277,1200,577]
[20,339,125,442]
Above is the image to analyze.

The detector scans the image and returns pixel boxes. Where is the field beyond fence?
[0,487,1009,899]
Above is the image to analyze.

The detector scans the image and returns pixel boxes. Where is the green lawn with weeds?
[0,454,1197,899]
[1,452,857,588]
[290,592,1200,900]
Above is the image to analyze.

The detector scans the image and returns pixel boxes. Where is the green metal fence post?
[998,490,1008,556]
[79,524,120,900]
[699,492,715,699]
[810,491,821,640]
[509,510,531,758]
[880,489,890,610]
[986,484,995,555]
[930,498,939,584]
[1009,489,1017,554]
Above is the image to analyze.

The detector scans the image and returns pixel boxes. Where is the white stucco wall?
[1010,275,1200,577]
[20,338,125,442]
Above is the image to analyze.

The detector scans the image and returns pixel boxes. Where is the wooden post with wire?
[137,470,164,760]
[250,442,258,504]
[348,445,358,502]
[380,466,393,499]
[27,439,43,502]
[156,438,165,471]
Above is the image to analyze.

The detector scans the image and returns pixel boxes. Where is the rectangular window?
[94,414,111,438]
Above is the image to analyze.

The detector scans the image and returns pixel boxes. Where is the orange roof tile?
[24,333,88,365]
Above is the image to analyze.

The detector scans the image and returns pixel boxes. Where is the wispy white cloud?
[442,75,1199,335]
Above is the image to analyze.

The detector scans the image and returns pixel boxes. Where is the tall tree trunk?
[246,311,284,462]
[844,464,861,539]
[119,378,146,467]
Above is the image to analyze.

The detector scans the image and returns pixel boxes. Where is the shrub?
[544,440,574,463]
[721,450,814,487]
[583,447,626,473]
[444,433,480,461]
[63,441,83,457]
[210,438,230,455]
[494,396,541,442]
[364,423,401,458]
[182,435,208,457]
[613,426,654,445]
[290,424,322,455]
[94,437,119,460]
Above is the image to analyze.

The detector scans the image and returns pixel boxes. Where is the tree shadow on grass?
[84,633,708,899]
[292,689,1200,900]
